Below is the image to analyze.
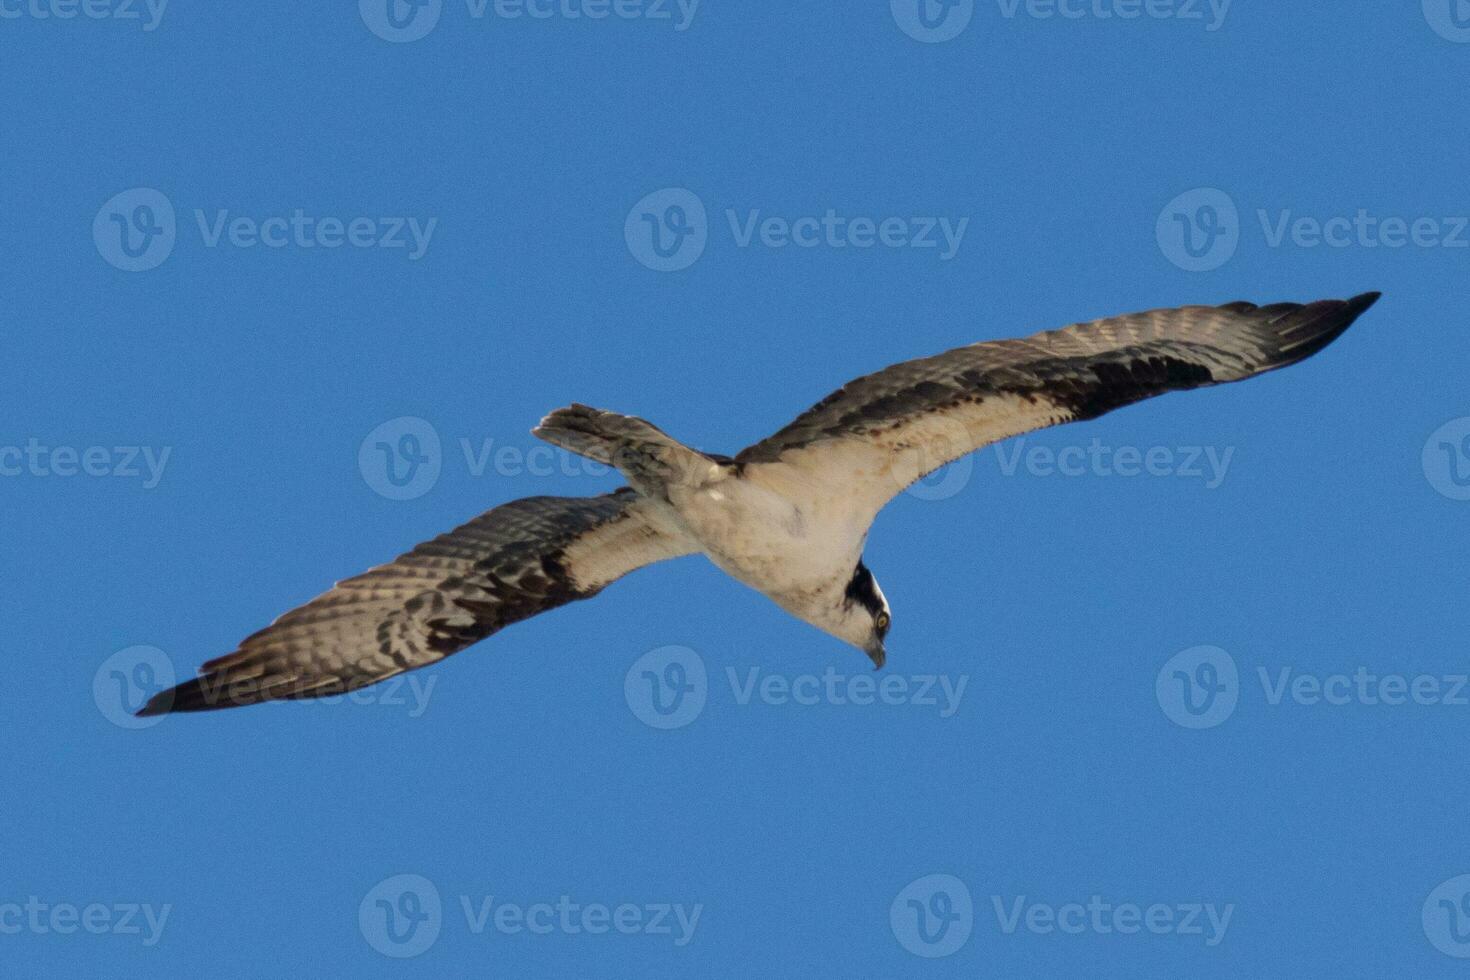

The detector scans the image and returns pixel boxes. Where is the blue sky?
[4,1,1470,976]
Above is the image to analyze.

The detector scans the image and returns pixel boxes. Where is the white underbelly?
[669,476,863,599]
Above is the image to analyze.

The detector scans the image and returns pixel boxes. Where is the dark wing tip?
[134,658,326,716]
[134,691,173,717]
[1246,290,1382,369]
[134,681,195,717]
[133,676,248,716]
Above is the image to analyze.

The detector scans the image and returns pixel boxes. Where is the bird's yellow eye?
[875,612,890,632]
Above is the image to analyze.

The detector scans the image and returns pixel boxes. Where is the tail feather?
[532,404,669,465]
[533,404,716,490]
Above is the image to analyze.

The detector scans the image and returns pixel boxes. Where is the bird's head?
[836,560,891,669]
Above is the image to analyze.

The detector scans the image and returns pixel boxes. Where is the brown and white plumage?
[137,490,693,714]
[735,293,1382,525]
[141,293,1379,714]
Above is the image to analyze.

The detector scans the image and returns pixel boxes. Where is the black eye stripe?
[844,561,885,618]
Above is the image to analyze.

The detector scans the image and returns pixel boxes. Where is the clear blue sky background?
[4,2,1469,976]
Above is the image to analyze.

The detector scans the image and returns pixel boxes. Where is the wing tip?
[133,676,243,716]
[133,691,174,717]
[1257,289,1382,366]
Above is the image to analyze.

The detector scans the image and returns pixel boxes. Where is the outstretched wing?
[138,489,695,715]
[736,293,1380,522]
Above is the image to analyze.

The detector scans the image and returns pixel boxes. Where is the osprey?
[138,292,1380,715]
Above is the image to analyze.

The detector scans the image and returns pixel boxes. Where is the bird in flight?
[138,292,1380,715]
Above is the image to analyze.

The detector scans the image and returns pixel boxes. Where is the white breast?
[666,467,867,602]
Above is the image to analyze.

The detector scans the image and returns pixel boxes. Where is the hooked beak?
[864,639,886,670]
